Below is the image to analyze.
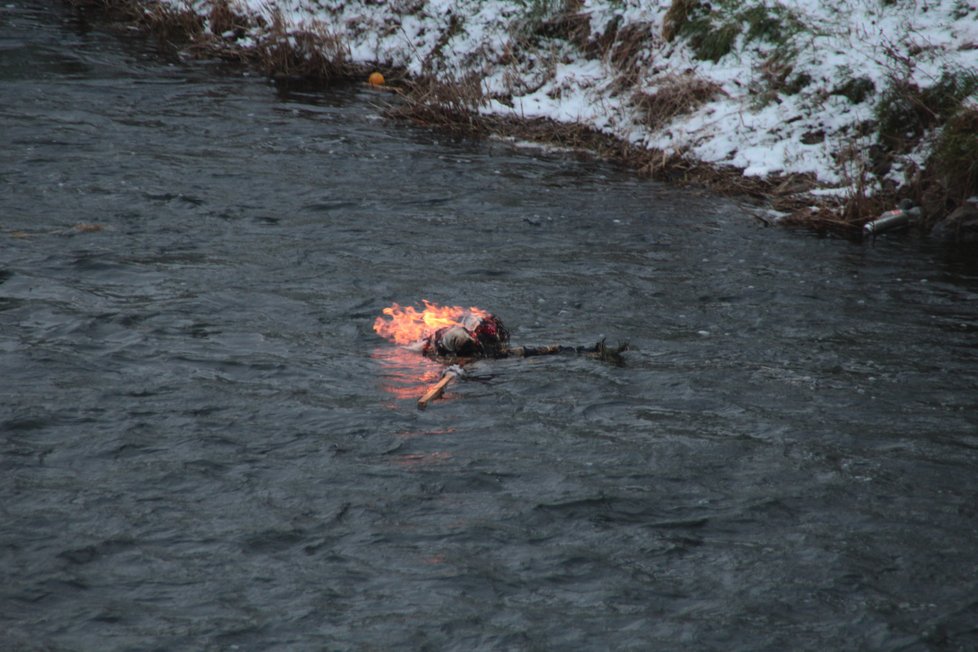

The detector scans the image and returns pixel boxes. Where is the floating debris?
[374,300,627,408]
[862,201,920,238]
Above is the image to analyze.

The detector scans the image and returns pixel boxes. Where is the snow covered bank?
[122,0,978,231]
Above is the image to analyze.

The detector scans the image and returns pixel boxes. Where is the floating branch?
[417,364,465,410]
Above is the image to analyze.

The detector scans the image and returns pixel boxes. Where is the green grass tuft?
[930,106,978,204]
[834,76,876,104]
[742,4,802,43]
[689,18,740,62]
[674,1,806,63]
[921,69,978,120]
[876,68,978,150]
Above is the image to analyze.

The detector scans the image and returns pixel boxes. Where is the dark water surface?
[3,2,978,650]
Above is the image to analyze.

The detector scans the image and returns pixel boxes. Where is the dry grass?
[386,74,489,135]
[207,0,248,38]
[535,2,591,49]
[779,140,893,234]
[633,73,723,130]
[609,23,655,91]
[252,14,351,80]
[69,0,359,83]
[779,204,852,232]
[586,14,620,59]
[125,0,207,48]
[662,0,697,43]
[390,74,826,219]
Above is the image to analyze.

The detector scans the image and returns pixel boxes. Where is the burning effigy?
[374,300,627,408]
[373,301,509,359]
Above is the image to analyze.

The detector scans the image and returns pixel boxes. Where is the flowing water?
[2,2,977,650]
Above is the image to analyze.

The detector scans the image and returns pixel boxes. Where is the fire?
[373,300,491,346]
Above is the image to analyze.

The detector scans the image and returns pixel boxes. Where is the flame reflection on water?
[395,427,458,439]
[370,346,444,404]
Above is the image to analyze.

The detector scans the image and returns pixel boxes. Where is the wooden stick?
[502,340,628,364]
[417,365,464,410]
[414,339,627,409]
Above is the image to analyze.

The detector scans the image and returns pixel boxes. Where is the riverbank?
[76,0,978,237]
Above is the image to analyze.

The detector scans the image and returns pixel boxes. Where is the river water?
[2,2,977,650]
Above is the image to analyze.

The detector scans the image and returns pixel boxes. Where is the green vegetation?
[833,76,876,104]
[512,0,564,40]
[516,0,561,25]
[667,0,805,63]
[742,3,801,43]
[929,106,978,205]
[690,19,740,62]
[923,70,978,121]
[875,68,978,150]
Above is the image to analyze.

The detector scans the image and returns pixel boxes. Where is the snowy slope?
[164,0,978,199]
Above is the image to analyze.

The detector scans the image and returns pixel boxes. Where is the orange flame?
[373,300,491,346]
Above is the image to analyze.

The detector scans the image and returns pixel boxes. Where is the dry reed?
[633,74,723,130]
